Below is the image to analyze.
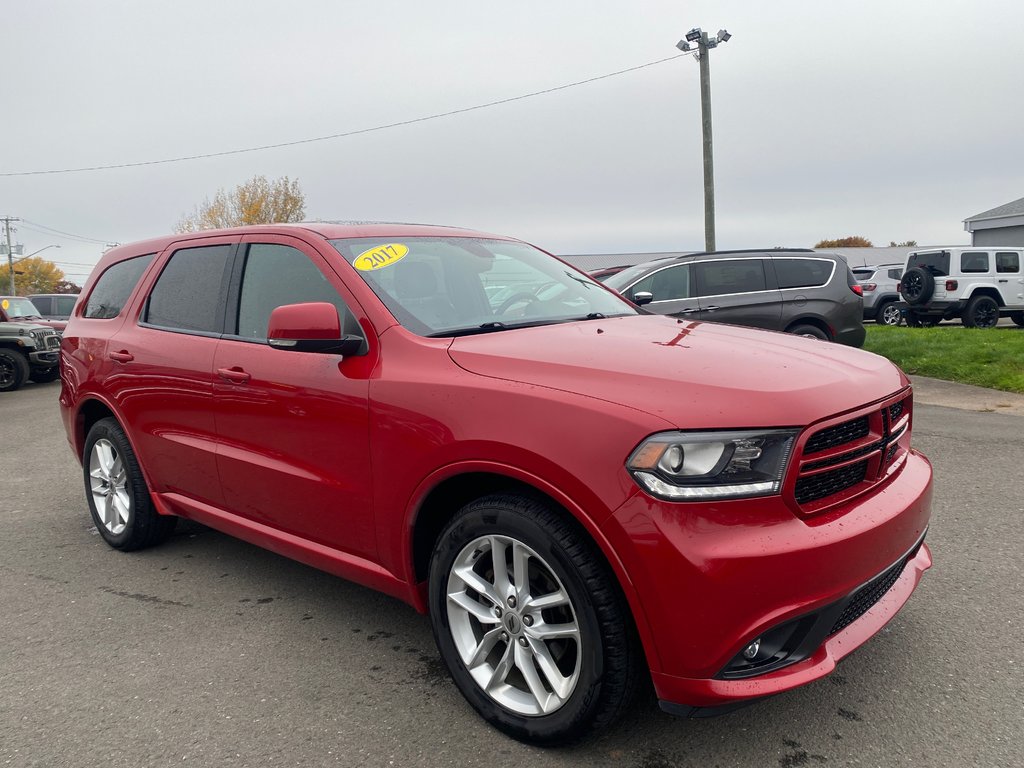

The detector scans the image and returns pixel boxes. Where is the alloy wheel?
[445,534,582,716]
[89,438,131,535]
[880,304,902,326]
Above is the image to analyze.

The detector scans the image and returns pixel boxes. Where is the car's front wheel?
[0,349,30,392]
[84,418,177,550]
[428,494,640,745]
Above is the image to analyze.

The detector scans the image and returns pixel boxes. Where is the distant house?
[963,196,1024,246]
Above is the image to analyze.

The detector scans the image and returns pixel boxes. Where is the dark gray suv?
[603,249,865,347]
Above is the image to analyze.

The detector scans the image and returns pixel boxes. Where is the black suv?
[603,249,865,347]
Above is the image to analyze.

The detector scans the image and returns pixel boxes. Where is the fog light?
[742,639,761,660]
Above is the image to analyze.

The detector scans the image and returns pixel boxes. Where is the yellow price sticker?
[354,243,409,272]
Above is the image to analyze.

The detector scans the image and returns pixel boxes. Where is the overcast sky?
[3,0,1022,284]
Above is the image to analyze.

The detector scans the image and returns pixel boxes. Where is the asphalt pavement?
[1,380,1021,768]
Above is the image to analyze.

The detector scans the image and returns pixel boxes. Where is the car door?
[623,263,699,317]
[694,258,783,329]
[107,236,238,508]
[212,234,377,559]
[995,251,1024,307]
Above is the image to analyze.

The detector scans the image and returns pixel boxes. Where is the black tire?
[962,295,1000,329]
[1009,311,1024,328]
[0,348,31,392]
[83,417,177,551]
[899,267,935,305]
[788,324,830,341]
[876,301,902,326]
[30,367,61,383]
[428,494,641,745]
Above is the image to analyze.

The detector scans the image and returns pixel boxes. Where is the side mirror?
[267,302,364,355]
[632,291,654,306]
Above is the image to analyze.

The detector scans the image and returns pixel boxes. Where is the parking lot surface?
[1,381,1021,767]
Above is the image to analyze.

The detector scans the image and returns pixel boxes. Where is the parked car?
[60,224,931,744]
[588,265,633,282]
[898,247,1024,328]
[0,294,67,332]
[852,264,904,325]
[603,249,866,346]
[28,293,79,323]
[0,296,62,391]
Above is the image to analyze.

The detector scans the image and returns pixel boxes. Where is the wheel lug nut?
[494,607,503,618]
[507,596,516,608]
[523,615,533,626]
[518,637,528,647]
[500,632,509,642]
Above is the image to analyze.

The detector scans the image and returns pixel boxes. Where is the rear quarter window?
[83,254,156,319]
[774,258,834,289]
[145,245,233,334]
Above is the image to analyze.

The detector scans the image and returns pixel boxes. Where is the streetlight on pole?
[13,244,62,263]
[5,244,61,294]
[677,27,731,252]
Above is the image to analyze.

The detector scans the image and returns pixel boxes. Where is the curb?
[909,375,1024,416]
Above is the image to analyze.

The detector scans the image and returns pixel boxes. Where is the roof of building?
[964,196,1024,223]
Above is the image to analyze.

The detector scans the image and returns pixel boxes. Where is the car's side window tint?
[696,259,767,296]
[960,252,990,273]
[236,243,362,342]
[84,253,156,319]
[888,269,902,280]
[774,258,833,289]
[57,296,78,315]
[648,265,691,301]
[146,245,233,333]
[995,252,1020,274]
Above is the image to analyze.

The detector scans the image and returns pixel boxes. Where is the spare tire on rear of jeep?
[900,267,935,305]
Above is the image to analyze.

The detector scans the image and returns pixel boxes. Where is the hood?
[0,319,59,334]
[447,315,907,429]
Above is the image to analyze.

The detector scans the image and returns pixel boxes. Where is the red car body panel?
[59,223,933,713]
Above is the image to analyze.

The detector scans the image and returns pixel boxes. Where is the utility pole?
[3,216,20,295]
[677,28,731,252]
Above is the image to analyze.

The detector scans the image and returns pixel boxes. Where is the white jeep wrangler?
[898,247,1024,328]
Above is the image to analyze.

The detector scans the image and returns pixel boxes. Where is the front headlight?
[626,429,798,501]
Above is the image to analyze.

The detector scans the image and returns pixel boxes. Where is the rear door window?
[773,258,834,288]
[83,254,155,319]
[145,245,233,334]
[695,259,767,296]
[996,252,1020,273]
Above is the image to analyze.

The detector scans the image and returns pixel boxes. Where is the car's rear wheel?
[962,295,999,329]
[428,494,640,745]
[0,349,31,392]
[1010,311,1024,327]
[877,301,902,326]
[84,418,177,550]
[788,324,830,340]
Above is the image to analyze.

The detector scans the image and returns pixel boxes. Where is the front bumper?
[28,349,59,367]
[603,449,932,710]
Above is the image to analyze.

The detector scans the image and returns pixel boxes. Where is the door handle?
[108,350,134,363]
[675,307,699,315]
[998,279,1008,283]
[217,366,251,384]
[702,305,721,312]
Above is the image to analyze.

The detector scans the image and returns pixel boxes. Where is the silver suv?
[603,249,865,346]
[852,264,903,325]
[898,247,1024,328]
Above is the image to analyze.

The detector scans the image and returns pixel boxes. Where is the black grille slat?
[803,416,869,455]
[803,440,884,472]
[888,401,905,424]
[794,460,868,504]
[829,555,909,636]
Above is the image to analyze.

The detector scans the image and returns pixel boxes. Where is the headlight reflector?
[627,429,797,500]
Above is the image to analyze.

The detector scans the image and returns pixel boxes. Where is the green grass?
[863,324,1024,393]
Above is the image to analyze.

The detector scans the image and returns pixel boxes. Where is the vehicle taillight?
[850,284,863,296]
[945,279,958,291]
[862,283,877,292]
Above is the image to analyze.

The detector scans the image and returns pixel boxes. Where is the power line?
[19,219,112,245]
[1,54,686,178]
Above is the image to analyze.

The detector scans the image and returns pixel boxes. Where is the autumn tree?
[176,175,306,232]
[0,257,66,295]
[889,240,918,247]
[815,236,874,248]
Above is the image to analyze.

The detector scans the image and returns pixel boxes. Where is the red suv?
[59,223,932,744]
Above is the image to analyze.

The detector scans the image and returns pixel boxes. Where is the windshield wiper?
[584,312,605,320]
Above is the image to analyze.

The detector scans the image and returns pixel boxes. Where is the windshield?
[330,237,637,336]
[1,297,43,319]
